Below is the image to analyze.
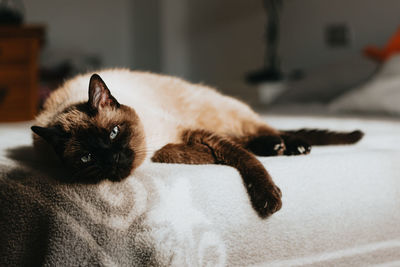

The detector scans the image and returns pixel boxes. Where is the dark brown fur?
[282,129,364,146]
[152,143,216,164]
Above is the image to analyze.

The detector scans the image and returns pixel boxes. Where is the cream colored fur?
[35,69,276,160]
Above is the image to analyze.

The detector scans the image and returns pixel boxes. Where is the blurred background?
[1,0,400,121]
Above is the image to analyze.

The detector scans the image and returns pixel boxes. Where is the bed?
[2,53,400,266]
[1,112,399,266]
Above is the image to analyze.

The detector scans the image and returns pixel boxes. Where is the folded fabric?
[330,54,400,116]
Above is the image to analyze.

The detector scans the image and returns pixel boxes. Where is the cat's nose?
[113,153,120,163]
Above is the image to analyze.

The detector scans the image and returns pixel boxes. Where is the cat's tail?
[281,129,364,146]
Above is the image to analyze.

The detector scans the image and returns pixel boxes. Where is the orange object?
[364,27,400,62]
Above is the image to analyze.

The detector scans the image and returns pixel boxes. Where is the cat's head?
[31,74,146,183]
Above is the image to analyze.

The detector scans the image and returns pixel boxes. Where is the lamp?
[246,0,283,84]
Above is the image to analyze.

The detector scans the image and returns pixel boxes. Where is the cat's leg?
[245,127,365,156]
[151,143,216,164]
[152,130,282,217]
[180,129,282,218]
[279,128,364,155]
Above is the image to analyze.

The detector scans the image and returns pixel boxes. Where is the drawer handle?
[0,87,9,105]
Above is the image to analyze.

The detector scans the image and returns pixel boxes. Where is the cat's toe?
[296,144,311,155]
[297,146,306,154]
[273,142,285,155]
[263,185,282,216]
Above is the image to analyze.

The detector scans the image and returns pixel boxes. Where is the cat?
[31,69,363,218]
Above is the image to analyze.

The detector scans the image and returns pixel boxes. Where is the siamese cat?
[31,69,363,218]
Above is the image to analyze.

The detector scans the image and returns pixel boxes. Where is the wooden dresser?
[0,25,45,122]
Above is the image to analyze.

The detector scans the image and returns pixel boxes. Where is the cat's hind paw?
[246,135,286,156]
[283,137,311,156]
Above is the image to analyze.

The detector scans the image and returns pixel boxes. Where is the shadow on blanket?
[1,147,64,265]
[0,149,164,266]
[6,145,64,178]
[3,145,153,265]
[0,166,51,266]
[6,146,95,184]
[1,145,227,266]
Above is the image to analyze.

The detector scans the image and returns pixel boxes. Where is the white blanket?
[1,115,399,266]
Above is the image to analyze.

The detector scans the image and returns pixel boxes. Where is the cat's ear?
[31,126,68,154]
[88,74,120,111]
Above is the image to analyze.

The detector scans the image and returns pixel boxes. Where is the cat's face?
[32,74,146,183]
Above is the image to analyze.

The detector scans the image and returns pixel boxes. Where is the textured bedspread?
[1,115,399,266]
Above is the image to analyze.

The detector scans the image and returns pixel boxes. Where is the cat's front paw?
[249,182,282,218]
[262,184,282,217]
[283,136,311,156]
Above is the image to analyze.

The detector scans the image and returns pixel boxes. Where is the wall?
[159,0,191,79]
[131,0,161,72]
[160,0,264,102]
[23,0,400,102]
[24,0,133,68]
[280,0,400,71]
[160,0,400,102]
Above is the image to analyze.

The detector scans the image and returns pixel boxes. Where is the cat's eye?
[81,153,91,163]
[110,126,119,140]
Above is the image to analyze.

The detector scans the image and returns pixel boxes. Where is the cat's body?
[36,69,272,155]
[32,69,363,218]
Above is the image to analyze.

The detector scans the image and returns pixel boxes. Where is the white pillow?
[273,55,377,104]
[330,55,400,115]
